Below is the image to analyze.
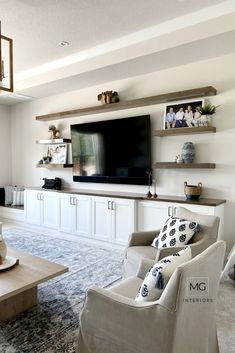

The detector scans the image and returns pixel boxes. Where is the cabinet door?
[172,203,215,216]
[111,198,136,245]
[41,191,59,229]
[138,201,170,231]
[75,195,92,238]
[25,190,41,225]
[59,194,76,233]
[92,197,111,241]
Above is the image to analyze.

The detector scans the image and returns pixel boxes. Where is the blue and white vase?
[182,142,195,163]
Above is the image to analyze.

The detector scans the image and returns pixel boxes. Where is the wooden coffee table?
[0,248,68,322]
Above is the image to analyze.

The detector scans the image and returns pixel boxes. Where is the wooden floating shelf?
[35,86,217,121]
[154,162,216,169]
[36,163,73,168]
[36,138,71,144]
[154,126,216,137]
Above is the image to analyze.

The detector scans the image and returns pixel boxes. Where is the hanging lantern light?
[0,21,13,92]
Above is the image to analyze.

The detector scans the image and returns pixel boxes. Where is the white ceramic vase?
[0,223,7,264]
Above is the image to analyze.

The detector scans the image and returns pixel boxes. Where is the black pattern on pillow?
[135,247,192,302]
[151,217,201,249]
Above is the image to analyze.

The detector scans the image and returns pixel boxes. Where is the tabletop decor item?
[0,224,7,265]
[146,170,152,198]
[97,90,119,104]
[0,256,19,271]
[152,179,158,198]
[184,181,202,200]
[198,103,219,126]
[181,142,195,163]
[163,99,204,129]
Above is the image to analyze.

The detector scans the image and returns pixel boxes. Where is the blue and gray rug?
[0,228,123,353]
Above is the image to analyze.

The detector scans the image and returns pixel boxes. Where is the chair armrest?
[156,236,214,261]
[128,229,160,247]
[156,246,186,261]
[137,258,156,279]
[79,285,172,353]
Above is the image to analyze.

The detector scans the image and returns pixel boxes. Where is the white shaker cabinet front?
[25,190,58,229]
[92,196,136,245]
[138,201,170,231]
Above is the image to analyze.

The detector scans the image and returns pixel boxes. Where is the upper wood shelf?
[36,163,73,168]
[154,162,216,169]
[36,138,71,144]
[35,86,217,122]
[154,126,216,137]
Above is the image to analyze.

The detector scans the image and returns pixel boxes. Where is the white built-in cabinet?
[92,197,136,245]
[137,201,224,240]
[25,190,136,245]
[58,193,92,237]
[25,190,58,229]
[24,189,225,245]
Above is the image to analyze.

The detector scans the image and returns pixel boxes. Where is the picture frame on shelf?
[164,99,204,130]
[48,144,68,164]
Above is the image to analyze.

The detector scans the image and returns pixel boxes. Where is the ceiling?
[0,0,226,73]
[0,0,234,103]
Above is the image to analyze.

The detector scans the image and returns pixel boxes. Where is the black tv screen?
[70,115,151,185]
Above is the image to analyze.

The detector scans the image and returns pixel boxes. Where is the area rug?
[0,228,123,353]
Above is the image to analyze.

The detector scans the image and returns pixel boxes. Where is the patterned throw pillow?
[135,247,192,302]
[151,217,200,249]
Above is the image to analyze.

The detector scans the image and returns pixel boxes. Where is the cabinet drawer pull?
[70,197,73,205]
[37,193,40,200]
[168,206,171,217]
[40,193,44,201]
[108,201,111,210]
[111,201,115,210]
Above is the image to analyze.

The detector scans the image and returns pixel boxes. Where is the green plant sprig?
[199,103,220,115]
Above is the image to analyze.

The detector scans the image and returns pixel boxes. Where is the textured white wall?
[0,104,12,185]
[10,52,235,249]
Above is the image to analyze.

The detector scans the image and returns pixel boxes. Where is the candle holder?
[153,179,158,198]
[146,171,152,198]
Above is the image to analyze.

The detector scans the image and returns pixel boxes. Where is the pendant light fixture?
[0,21,13,92]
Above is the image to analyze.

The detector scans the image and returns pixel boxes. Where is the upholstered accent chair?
[123,207,220,278]
[77,241,225,353]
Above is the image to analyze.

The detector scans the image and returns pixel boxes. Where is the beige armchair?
[123,206,220,278]
[77,241,226,353]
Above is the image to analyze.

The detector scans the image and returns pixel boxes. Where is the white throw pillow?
[151,217,200,249]
[135,247,192,302]
[12,190,24,206]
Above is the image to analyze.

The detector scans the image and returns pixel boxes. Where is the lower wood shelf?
[36,163,73,168]
[154,162,216,169]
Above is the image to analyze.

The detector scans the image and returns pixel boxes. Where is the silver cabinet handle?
[37,193,40,200]
[168,206,171,217]
[108,201,111,210]
[70,197,73,205]
[74,197,77,206]
[111,201,115,210]
[173,206,176,216]
[40,193,44,201]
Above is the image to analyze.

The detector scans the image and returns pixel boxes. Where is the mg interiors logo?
[184,277,212,303]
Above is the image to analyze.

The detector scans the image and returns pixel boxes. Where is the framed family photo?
[48,144,68,164]
[164,99,204,129]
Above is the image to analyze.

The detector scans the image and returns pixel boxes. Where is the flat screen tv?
[70,115,151,185]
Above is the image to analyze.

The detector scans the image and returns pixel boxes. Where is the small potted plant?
[198,103,219,126]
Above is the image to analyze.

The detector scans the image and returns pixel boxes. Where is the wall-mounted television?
[70,115,151,185]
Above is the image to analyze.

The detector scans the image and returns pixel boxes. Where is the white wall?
[10,53,235,249]
[0,104,12,185]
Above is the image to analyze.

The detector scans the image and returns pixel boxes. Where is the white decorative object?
[0,256,19,270]
[12,190,24,206]
[136,247,192,302]
[151,216,200,249]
